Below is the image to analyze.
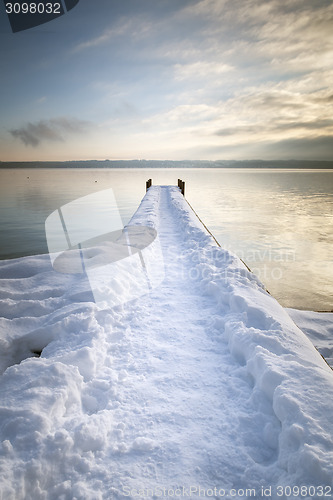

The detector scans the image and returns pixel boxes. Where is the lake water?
[0,167,332,311]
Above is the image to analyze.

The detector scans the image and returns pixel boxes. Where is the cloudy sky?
[0,0,333,161]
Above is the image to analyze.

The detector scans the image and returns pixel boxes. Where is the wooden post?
[146,179,152,191]
[177,179,185,196]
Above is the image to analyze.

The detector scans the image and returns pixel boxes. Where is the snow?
[0,185,333,500]
[286,309,333,369]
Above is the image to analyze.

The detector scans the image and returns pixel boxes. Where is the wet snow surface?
[287,309,333,369]
[0,186,332,500]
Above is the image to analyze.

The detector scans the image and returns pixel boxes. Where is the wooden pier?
[146,178,185,196]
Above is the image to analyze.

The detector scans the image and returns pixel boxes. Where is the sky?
[0,0,333,161]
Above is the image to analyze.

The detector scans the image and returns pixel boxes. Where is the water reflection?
[185,169,333,310]
[0,168,332,310]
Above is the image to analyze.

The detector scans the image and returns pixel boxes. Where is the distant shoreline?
[1,160,333,169]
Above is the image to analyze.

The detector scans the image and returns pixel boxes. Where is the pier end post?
[177,179,185,196]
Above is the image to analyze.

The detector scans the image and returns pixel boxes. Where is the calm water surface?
[0,168,332,311]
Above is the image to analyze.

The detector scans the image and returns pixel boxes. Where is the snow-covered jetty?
[0,185,333,499]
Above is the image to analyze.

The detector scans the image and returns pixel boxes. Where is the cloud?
[257,135,333,160]
[172,134,333,161]
[215,119,333,137]
[175,0,333,77]
[173,61,234,81]
[72,21,133,53]
[71,10,163,54]
[3,0,333,161]
[10,118,91,147]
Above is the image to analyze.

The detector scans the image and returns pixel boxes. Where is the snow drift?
[0,186,332,499]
